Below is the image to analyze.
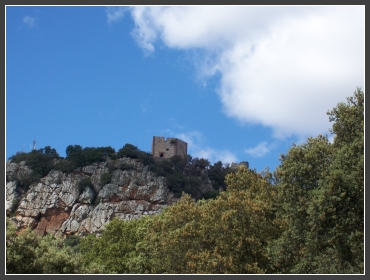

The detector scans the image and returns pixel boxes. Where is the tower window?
[160,153,164,157]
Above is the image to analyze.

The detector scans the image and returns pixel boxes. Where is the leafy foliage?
[78,177,93,194]
[64,235,81,253]
[66,145,116,167]
[6,218,86,274]
[100,173,111,186]
[117,144,154,166]
[8,146,60,189]
[54,159,77,174]
[79,217,153,273]
[118,163,136,171]
[268,88,364,273]
[149,155,214,199]
[208,160,232,190]
[144,166,278,274]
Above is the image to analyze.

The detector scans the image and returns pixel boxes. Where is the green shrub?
[7,147,59,187]
[78,178,92,194]
[18,171,42,191]
[100,173,111,186]
[119,163,136,171]
[6,218,85,274]
[66,145,116,167]
[200,190,220,200]
[64,235,81,253]
[117,144,154,166]
[54,159,76,174]
[117,144,141,159]
[106,161,117,173]
[79,217,153,274]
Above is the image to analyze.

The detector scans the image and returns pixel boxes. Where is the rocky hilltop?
[6,157,178,237]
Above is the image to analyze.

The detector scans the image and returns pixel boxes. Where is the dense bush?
[118,163,136,171]
[6,218,86,274]
[79,217,153,273]
[64,235,81,253]
[148,155,230,199]
[200,190,220,200]
[8,146,60,189]
[65,145,116,167]
[54,159,77,174]
[149,156,205,199]
[117,144,154,166]
[78,177,93,194]
[100,173,111,186]
[208,161,232,190]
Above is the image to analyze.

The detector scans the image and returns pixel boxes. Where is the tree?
[41,146,59,159]
[268,88,364,273]
[313,87,364,273]
[66,145,82,157]
[79,217,153,273]
[6,218,85,274]
[268,135,332,273]
[145,166,279,274]
[66,145,84,167]
[7,146,60,189]
[208,160,232,190]
[117,144,141,159]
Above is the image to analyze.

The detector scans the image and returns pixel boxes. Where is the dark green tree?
[79,217,153,273]
[268,88,364,273]
[66,145,84,167]
[6,218,86,274]
[117,144,141,159]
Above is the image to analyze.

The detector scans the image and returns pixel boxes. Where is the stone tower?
[152,136,188,159]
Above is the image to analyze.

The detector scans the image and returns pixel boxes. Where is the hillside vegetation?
[8,141,231,201]
[6,88,364,274]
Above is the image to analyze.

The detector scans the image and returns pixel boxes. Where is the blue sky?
[6,6,364,172]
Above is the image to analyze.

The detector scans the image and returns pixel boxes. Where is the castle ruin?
[152,136,188,159]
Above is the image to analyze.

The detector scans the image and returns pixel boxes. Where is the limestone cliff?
[6,157,177,237]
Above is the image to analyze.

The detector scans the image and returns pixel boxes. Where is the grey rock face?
[6,181,19,215]
[6,158,177,236]
[78,187,95,204]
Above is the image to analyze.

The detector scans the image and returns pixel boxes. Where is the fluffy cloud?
[23,16,36,28]
[245,141,271,158]
[175,131,238,165]
[106,7,126,24]
[128,6,364,139]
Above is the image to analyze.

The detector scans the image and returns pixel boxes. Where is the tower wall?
[152,136,187,159]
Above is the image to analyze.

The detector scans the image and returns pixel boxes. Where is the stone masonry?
[152,136,187,159]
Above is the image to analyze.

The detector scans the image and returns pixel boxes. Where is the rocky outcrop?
[6,161,32,215]
[6,158,177,237]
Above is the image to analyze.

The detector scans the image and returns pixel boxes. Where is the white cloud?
[129,6,364,139]
[23,16,36,28]
[106,7,126,24]
[245,141,271,158]
[175,131,238,165]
